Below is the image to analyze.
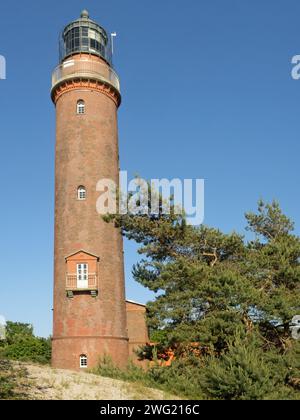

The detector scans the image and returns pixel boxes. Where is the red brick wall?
[126,301,149,362]
[66,251,98,274]
[52,54,128,370]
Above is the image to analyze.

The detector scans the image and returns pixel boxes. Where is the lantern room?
[59,10,112,65]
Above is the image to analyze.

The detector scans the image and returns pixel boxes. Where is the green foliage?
[105,198,300,399]
[5,322,34,343]
[245,200,295,240]
[0,359,29,400]
[147,356,206,399]
[0,360,15,399]
[107,199,300,350]
[202,332,298,400]
[95,335,299,400]
[149,329,169,345]
[93,356,205,399]
[0,322,51,364]
[93,356,154,388]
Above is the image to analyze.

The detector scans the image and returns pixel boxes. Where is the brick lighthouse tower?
[51,10,129,370]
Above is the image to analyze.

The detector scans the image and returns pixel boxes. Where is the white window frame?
[80,354,88,368]
[77,263,88,288]
[77,186,86,200]
[77,100,85,115]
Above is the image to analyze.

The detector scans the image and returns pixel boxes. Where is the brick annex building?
[51,10,148,370]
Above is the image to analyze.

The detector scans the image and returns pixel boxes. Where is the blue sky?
[0,0,299,337]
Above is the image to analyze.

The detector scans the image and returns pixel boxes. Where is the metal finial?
[81,9,89,19]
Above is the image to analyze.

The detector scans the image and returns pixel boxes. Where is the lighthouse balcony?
[51,58,120,93]
[66,273,98,291]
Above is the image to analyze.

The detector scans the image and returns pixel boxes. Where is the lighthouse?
[51,10,129,370]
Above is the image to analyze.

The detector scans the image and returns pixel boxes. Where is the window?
[82,27,88,36]
[77,263,89,289]
[77,186,86,200]
[77,263,88,283]
[80,354,88,368]
[77,100,85,114]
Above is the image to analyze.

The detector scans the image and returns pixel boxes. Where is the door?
[77,263,88,288]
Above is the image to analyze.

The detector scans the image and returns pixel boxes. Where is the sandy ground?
[13,363,177,400]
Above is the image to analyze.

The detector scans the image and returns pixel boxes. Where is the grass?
[0,359,31,400]
[91,356,204,400]
[0,356,201,400]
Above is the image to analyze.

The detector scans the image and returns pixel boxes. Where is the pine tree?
[104,198,300,398]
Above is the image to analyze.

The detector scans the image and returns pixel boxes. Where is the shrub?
[0,359,29,400]
[93,334,300,400]
[202,334,299,400]
[0,322,51,364]
[0,360,15,399]
[93,355,205,399]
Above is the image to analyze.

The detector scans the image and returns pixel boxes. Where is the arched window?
[80,354,88,368]
[77,186,86,200]
[77,100,85,114]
